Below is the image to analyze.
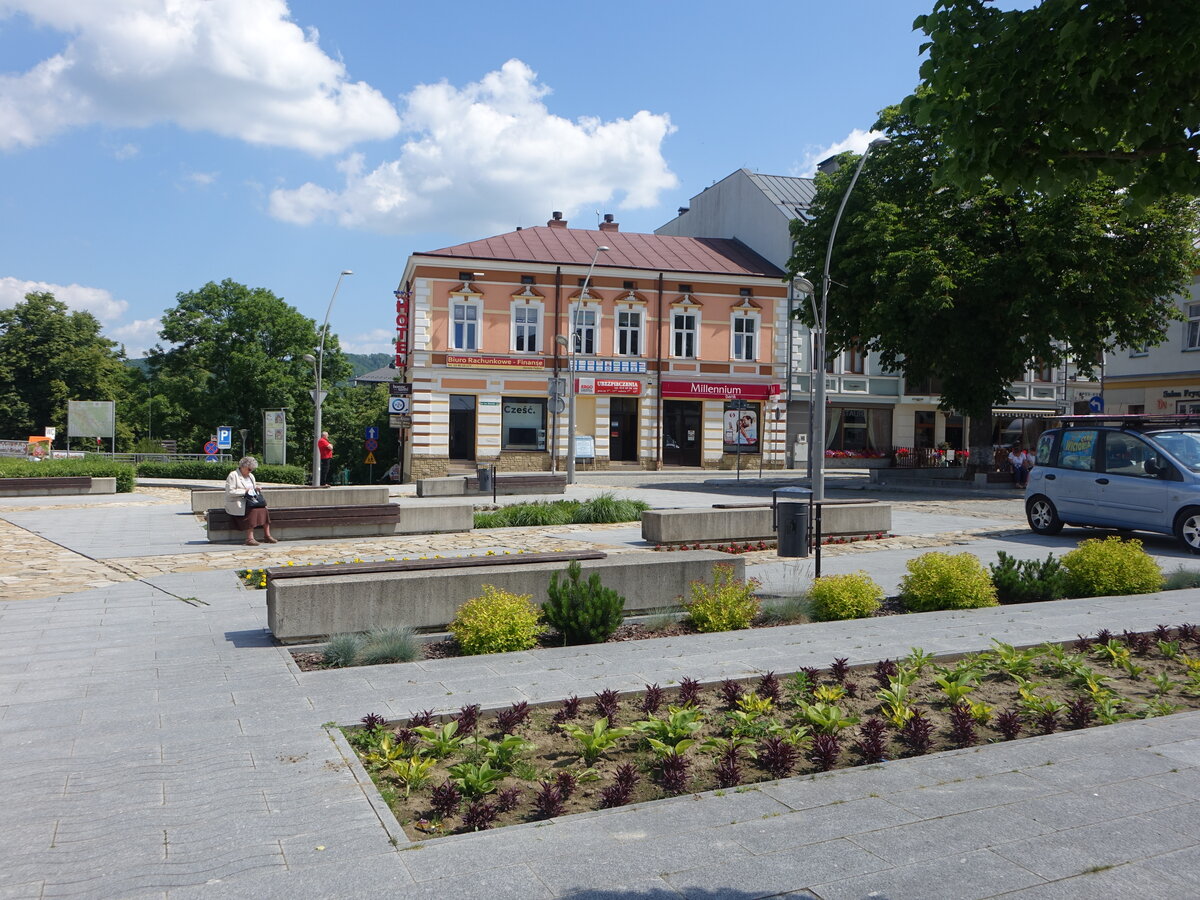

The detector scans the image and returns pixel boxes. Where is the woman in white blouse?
[224,456,277,545]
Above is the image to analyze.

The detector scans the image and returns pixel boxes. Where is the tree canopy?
[147,279,352,458]
[787,105,1199,427]
[0,292,132,439]
[905,0,1200,204]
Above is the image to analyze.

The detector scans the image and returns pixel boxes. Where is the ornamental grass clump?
[356,626,420,666]
[899,552,998,612]
[542,560,625,645]
[322,633,364,668]
[807,572,884,621]
[1060,536,1162,598]
[449,585,546,655]
[684,565,761,633]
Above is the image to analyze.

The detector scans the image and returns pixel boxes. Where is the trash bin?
[477,466,494,493]
[773,487,812,558]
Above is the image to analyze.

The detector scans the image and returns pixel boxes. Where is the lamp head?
[341,270,353,276]
[302,353,316,364]
[555,334,569,348]
[791,275,815,294]
[868,136,891,150]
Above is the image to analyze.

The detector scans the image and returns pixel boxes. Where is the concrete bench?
[642,500,891,545]
[416,473,568,497]
[190,485,390,513]
[205,501,473,542]
[0,476,117,496]
[265,549,743,642]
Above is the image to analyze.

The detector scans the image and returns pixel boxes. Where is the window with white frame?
[511,301,541,352]
[570,304,599,355]
[450,296,481,350]
[616,306,642,356]
[672,303,699,358]
[844,343,865,374]
[1187,303,1200,350]
[731,313,758,361]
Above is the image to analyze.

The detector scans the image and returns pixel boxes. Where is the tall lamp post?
[304,269,353,487]
[811,137,889,504]
[555,245,609,484]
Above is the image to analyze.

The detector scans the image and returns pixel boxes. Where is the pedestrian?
[224,456,277,545]
[1008,443,1030,489]
[317,431,334,487]
[379,462,402,483]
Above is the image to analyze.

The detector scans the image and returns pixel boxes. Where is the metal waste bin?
[773,487,812,558]
[477,466,494,493]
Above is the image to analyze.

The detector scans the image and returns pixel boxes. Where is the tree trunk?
[966,413,995,478]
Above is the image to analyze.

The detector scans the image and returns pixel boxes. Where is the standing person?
[317,431,334,487]
[1008,443,1030,489]
[224,457,277,545]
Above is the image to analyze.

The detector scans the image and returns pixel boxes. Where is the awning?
[991,408,1060,419]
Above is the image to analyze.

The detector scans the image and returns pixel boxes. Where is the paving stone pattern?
[3,484,1200,897]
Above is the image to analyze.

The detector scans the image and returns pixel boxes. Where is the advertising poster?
[263,409,286,465]
[722,403,760,454]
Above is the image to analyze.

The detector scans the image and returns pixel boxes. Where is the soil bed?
[341,625,1200,841]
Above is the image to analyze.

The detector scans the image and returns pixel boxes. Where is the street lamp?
[306,269,353,487]
[555,245,609,484]
[811,137,889,504]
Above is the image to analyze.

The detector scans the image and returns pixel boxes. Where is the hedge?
[0,457,136,492]
[133,460,307,484]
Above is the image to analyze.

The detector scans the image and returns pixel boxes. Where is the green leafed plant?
[1060,537,1162,598]
[798,701,859,735]
[989,551,1070,604]
[449,585,546,655]
[465,734,535,771]
[806,572,883,621]
[899,552,998,612]
[413,721,465,759]
[684,565,761,633]
[934,671,977,706]
[388,755,437,797]
[559,718,635,765]
[447,760,506,799]
[633,706,706,744]
[542,560,626,645]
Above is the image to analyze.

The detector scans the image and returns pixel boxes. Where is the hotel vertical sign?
[393,288,411,371]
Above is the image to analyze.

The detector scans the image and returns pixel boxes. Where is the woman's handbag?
[245,490,267,510]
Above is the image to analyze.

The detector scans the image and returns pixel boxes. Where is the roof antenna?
[595,210,601,227]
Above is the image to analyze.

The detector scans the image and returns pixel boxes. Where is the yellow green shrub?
[899,552,998,612]
[684,565,761,633]
[449,585,546,655]
[808,572,884,621]
[1061,537,1162,598]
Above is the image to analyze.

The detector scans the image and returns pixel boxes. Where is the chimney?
[548,211,567,228]
[599,213,619,233]
[677,206,689,216]
[817,155,840,176]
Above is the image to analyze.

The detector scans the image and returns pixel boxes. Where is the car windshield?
[1146,430,1200,470]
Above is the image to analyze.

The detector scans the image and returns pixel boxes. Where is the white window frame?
[615,299,644,357]
[569,302,600,355]
[731,312,759,361]
[510,299,542,353]
[671,299,700,359]
[450,294,482,351]
[1187,303,1200,350]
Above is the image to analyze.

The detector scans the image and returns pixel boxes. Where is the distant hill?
[125,352,391,380]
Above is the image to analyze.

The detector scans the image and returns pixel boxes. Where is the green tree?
[906,0,1200,204]
[788,104,1199,467]
[147,279,351,464]
[0,292,131,441]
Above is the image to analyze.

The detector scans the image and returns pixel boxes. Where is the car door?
[1047,428,1100,522]
[1091,431,1168,529]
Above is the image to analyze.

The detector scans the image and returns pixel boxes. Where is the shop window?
[451,298,480,351]
[722,402,760,454]
[914,410,935,449]
[945,414,965,450]
[501,398,546,450]
[825,407,891,453]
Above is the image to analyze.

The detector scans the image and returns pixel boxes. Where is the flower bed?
[653,532,892,553]
[342,626,1200,839]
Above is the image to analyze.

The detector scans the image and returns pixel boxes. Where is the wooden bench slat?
[265,550,606,581]
[207,503,400,528]
[0,476,93,489]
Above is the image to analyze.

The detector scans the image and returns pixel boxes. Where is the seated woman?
[224,456,277,545]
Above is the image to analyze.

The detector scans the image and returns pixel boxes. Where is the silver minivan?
[1025,415,1200,553]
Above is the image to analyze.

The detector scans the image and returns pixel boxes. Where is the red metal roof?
[415,226,785,279]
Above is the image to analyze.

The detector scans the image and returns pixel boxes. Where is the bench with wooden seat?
[0,476,105,497]
[264,549,607,584]
[466,473,568,495]
[205,503,405,542]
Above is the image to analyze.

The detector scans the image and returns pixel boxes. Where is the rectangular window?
[1187,303,1200,350]
[451,301,478,350]
[844,344,865,374]
[914,410,935,449]
[501,398,546,450]
[732,316,757,361]
[573,307,598,355]
[1035,361,1053,382]
[672,310,697,358]
[617,309,641,356]
[513,305,538,352]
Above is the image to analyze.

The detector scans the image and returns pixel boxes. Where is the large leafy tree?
[788,105,1199,465]
[0,292,132,441]
[147,279,351,462]
[905,0,1200,204]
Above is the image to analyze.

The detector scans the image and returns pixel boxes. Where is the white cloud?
[792,129,888,178]
[113,142,139,160]
[108,317,162,357]
[0,276,128,323]
[184,170,218,187]
[0,0,400,154]
[340,328,396,356]
[269,59,678,235]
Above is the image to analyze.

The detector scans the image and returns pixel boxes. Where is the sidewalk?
[2,489,1200,898]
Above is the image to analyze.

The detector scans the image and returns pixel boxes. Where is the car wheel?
[1174,508,1200,555]
[1026,495,1064,535]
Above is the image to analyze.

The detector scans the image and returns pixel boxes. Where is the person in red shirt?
[317,431,334,486]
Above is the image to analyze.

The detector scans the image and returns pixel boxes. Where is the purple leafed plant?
[550,695,580,727]
[829,658,850,684]
[799,666,823,689]
[1123,630,1153,656]
[494,786,522,813]
[392,727,418,754]
[714,746,743,788]
[873,659,899,688]
[640,683,665,715]
[461,799,499,831]
[994,708,1023,741]
[678,677,703,706]
[1154,624,1175,643]
[1093,628,1114,646]
[598,763,639,808]
[1035,709,1060,735]
[452,704,480,735]
[756,671,782,704]
[494,701,530,734]
[809,734,842,772]
[554,770,578,800]
[408,709,436,728]
[533,782,564,819]
[658,754,691,794]
[720,679,745,710]
[1073,633,1094,653]
[593,689,621,725]
[1178,623,1199,644]
[897,710,934,756]
[852,717,888,764]
[1066,696,1094,730]
[757,736,798,778]
[947,703,977,749]
[429,780,461,821]
[360,712,387,730]
[842,678,860,700]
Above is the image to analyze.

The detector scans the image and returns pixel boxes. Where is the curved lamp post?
[305,270,353,486]
[811,137,889,503]
[555,245,609,484]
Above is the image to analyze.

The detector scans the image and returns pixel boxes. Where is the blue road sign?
[216,426,232,449]
[365,425,380,440]
[1088,395,1104,413]
[203,440,218,455]
[205,455,219,463]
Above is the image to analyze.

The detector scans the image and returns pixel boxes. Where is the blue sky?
[1,0,971,358]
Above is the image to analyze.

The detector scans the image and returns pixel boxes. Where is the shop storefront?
[660,380,781,467]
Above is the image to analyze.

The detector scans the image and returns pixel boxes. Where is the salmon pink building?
[393,214,788,478]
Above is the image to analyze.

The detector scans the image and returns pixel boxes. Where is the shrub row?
[133,460,307,484]
[0,457,136,492]
[473,493,649,529]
